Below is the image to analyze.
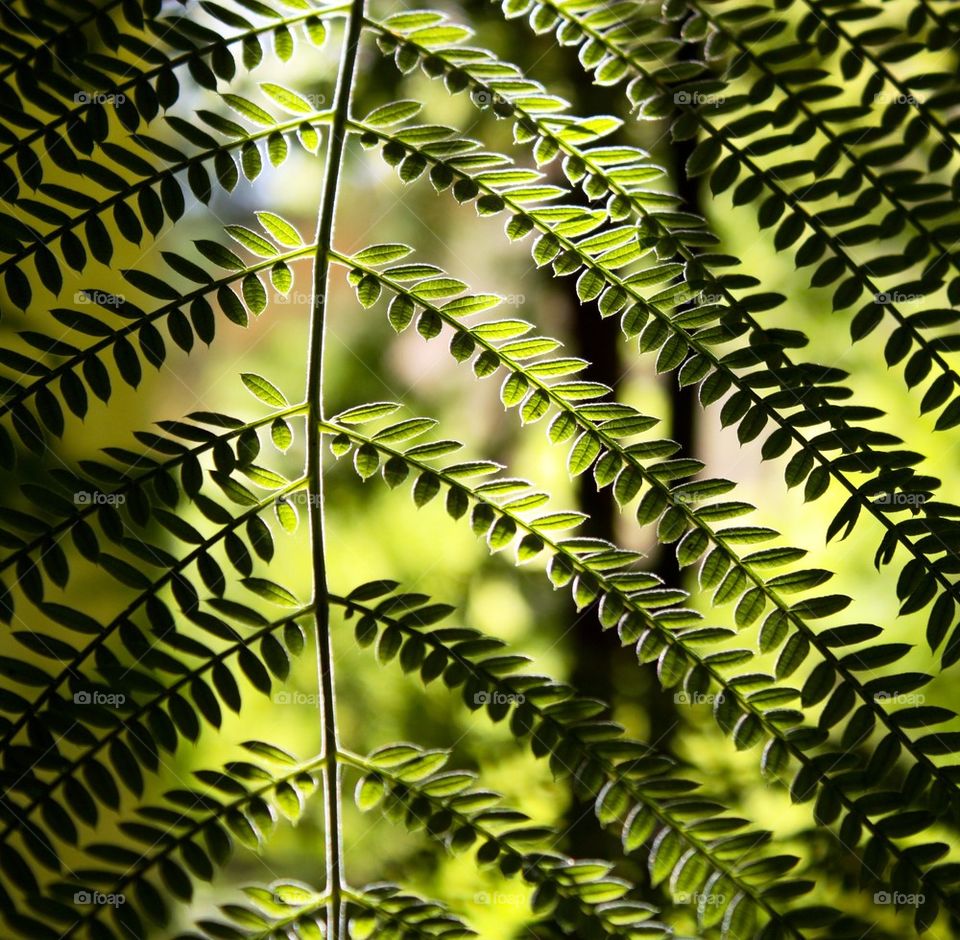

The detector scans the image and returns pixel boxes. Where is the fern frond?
[0,247,313,455]
[38,749,322,938]
[318,407,960,923]
[181,881,475,940]
[345,745,670,939]
[0,110,331,308]
[0,437,307,762]
[0,607,308,867]
[333,240,960,846]
[351,44,960,673]
[332,586,841,937]
[2,1,959,936]
[368,9,960,664]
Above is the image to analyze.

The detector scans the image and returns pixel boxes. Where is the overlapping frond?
[0,0,958,937]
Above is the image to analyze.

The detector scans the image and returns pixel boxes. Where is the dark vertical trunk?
[561,15,703,863]
[453,0,702,869]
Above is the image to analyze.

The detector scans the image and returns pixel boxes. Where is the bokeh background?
[1,0,957,936]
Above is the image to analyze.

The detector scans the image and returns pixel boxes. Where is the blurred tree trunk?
[455,0,700,869]
[561,16,701,864]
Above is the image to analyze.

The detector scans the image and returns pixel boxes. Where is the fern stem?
[304,0,365,934]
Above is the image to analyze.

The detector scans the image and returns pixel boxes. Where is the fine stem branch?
[304,0,366,937]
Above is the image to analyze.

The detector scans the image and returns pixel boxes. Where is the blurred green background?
[2,0,958,936]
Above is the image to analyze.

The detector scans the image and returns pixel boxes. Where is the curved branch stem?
[304,2,366,936]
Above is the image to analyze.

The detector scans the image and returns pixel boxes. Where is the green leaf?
[226,225,279,257]
[223,93,277,125]
[259,82,312,114]
[364,100,423,127]
[255,211,302,246]
[241,373,288,407]
[242,578,299,607]
[568,432,601,476]
[335,402,401,424]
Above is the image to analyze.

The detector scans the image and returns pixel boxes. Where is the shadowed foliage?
[1,0,960,938]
